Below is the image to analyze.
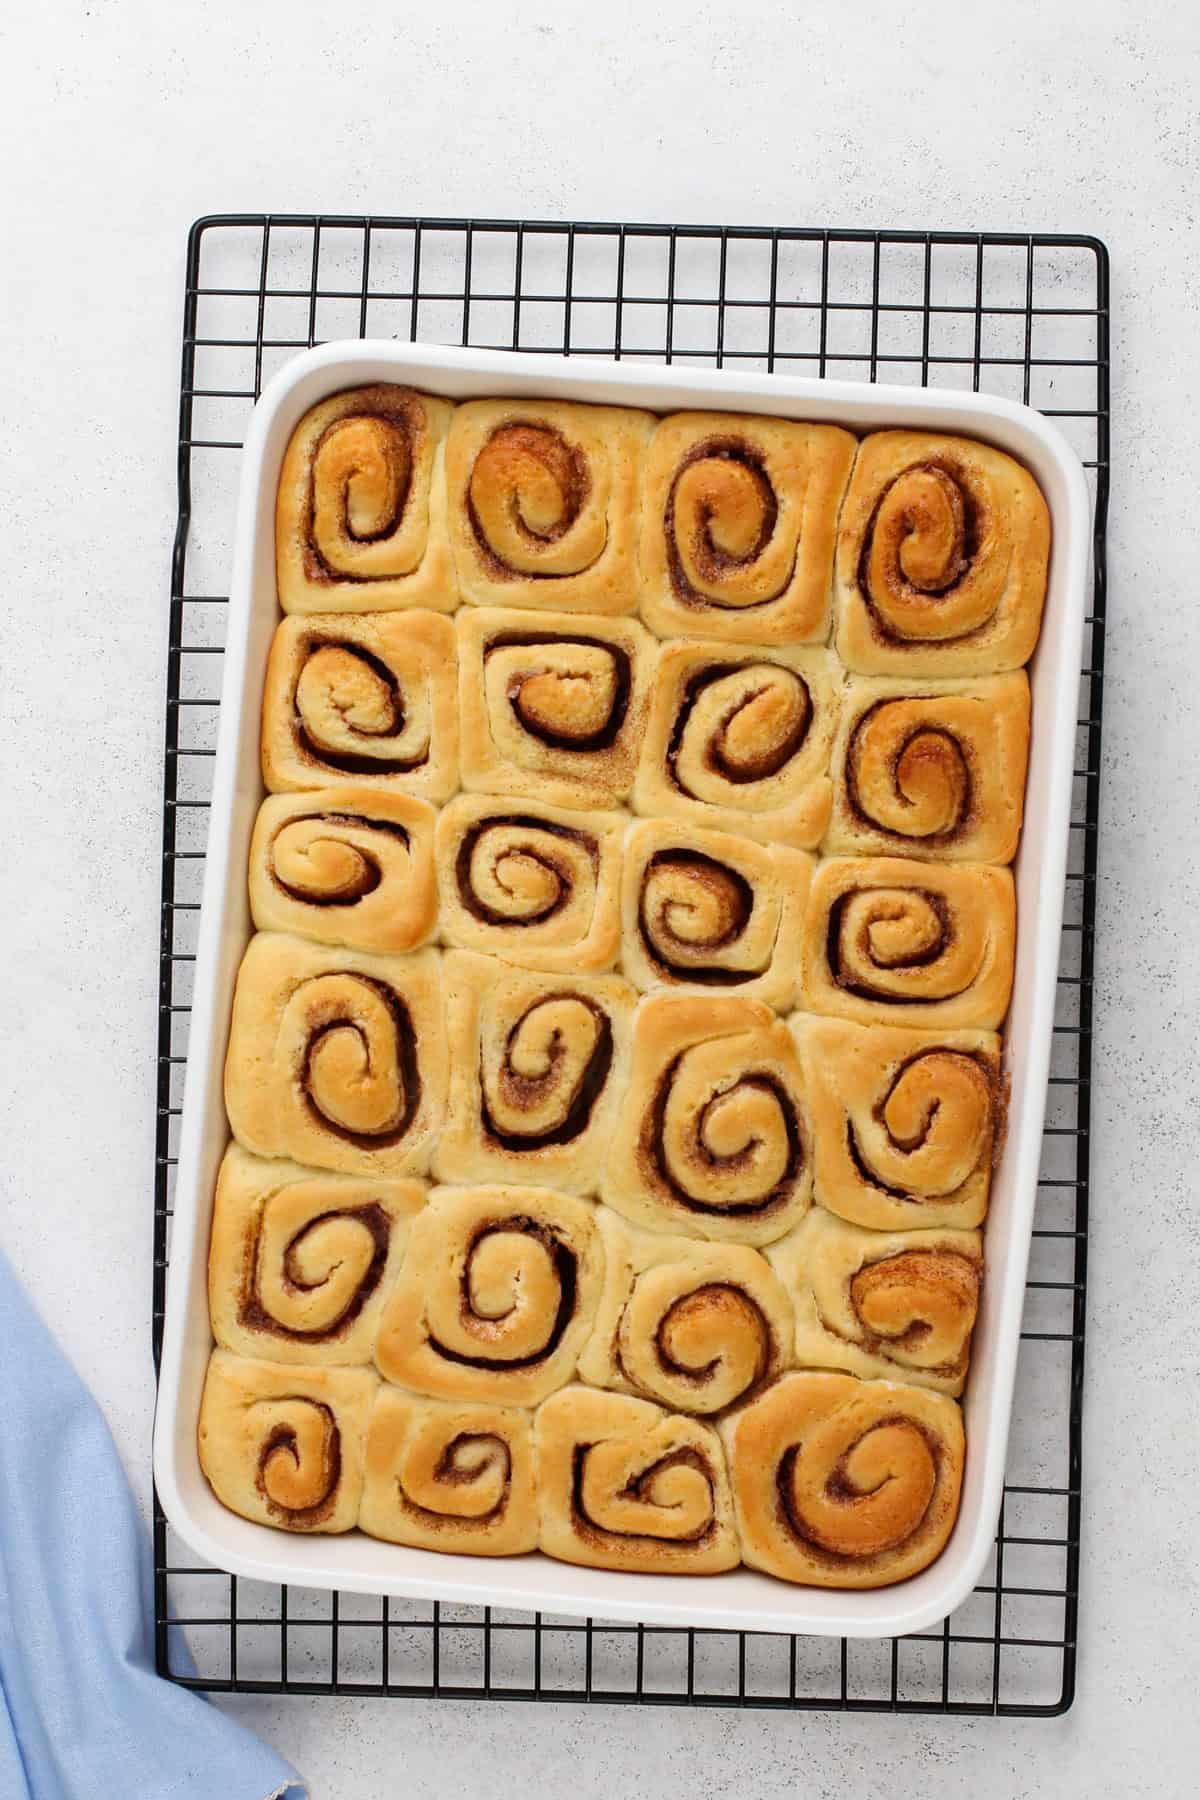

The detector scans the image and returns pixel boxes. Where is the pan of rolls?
[155,343,1089,1639]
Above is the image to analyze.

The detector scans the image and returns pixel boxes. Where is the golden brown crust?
[197,1349,376,1533]
[374,1184,604,1406]
[767,1207,982,1396]
[445,399,654,613]
[793,1015,1002,1230]
[620,818,812,1011]
[202,403,1049,1588]
[435,793,624,973]
[359,1387,538,1555]
[638,413,856,645]
[535,1385,739,1573]
[261,611,459,802]
[207,1145,424,1365]
[578,1210,794,1414]
[223,933,447,1177]
[276,385,456,614]
[248,786,439,955]
[825,672,1031,864]
[719,1370,964,1587]
[456,607,657,807]
[434,951,635,1194]
[602,993,813,1245]
[799,856,1016,1028]
[834,430,1050,675]
[632,639,841,849]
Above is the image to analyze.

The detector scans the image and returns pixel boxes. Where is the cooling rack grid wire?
[154,215,1107,1716]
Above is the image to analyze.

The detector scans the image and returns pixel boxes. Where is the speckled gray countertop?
[2,3,1197,1795]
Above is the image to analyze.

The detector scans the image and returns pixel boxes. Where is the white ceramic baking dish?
[154,340,1089,1640]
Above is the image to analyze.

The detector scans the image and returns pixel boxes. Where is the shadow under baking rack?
[154,215,1107,1716]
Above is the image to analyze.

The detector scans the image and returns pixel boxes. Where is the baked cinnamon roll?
[207,1145,423,1365]
[434,951,635,1194]
[197,1349,376,1533]
[633,640,840,849]
[223,933,447,1177]
[621,819,812,1011]
[720,1371,964,1587]
[374,1184,604,1406]
[794,1015,1002,1230]
[578,1210,793,1414]
[359,1387,537,1556]
[835,430,1050,675]
[602,993,812,1245]
[639,413,856,645]
[535,1385,739,1573]
[261,611,459,803]
[457,607,657,808]
[276,384,455,613]
[445,399,652,612]
[800,856,1015,1029]
[435,794,624,974]
[826,672,1031,864]
[248,786,438,955]
[767,1207,982,1395]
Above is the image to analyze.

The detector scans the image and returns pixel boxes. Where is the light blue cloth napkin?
[0,1246,305,1800]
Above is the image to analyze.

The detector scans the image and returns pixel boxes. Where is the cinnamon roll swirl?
[794,1016,1003,1230]
[835,430,1051,675]
[602,993,812,1246]
[248,786,438,955]
[633,640,840,849]
[360,1387,538,1556]
[445,399,653,613]
[826,672,1031,864]
[434,951,635,1195]
[457,607,657,808]
[639,413,856,645]
[720,1371,965,1587]
[767,1207,982,1395]
[578,1210,793,1414]
[197,1349,376,1533]
[535,1385,739,1573]
[800,856,1016,1029]
[208,1145,424,1365]
[261,611,459,803]
[223,933,447,1177]
[435,794,624,974]
[374,1184,604,1406]
[275,384,455,614]
[621,819,812,1011]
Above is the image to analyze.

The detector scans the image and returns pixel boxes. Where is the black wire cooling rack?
[154,214,1107,1717]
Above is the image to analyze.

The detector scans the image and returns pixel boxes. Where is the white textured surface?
[1,2,1196,1795]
